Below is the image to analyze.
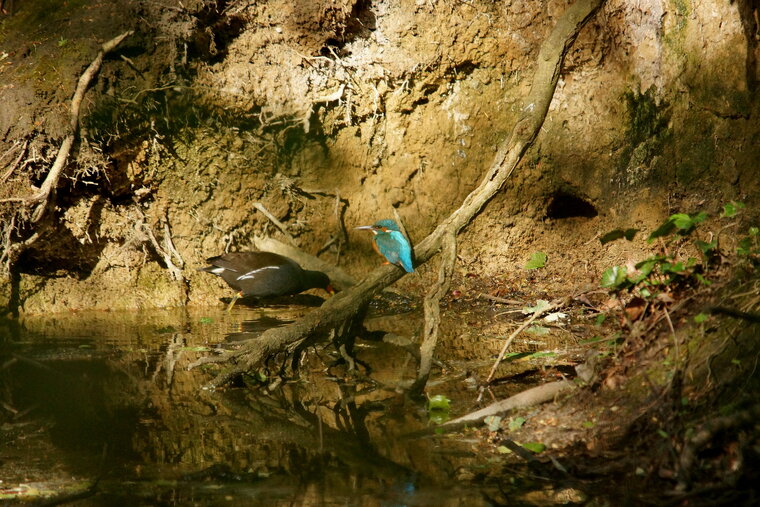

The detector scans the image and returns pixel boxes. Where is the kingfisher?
[355,219,414,273]
[199,251,334,312]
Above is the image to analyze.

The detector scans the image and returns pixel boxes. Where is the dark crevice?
[546,191,598,219]
[187,1,246,64]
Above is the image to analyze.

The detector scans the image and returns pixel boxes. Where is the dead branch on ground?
[190,0,606,389]
[443,380,574,429]
[251,236,357,290]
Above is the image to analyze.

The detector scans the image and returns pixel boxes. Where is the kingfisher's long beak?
[354,225,374,231]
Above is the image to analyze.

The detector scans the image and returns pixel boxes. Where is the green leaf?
[485,415,502,432]
[524,251,547,270]
[694,273,712,286]
[692,211,708,224]
[657,429,669,439]
[497,445,512,454]
[528,351,557,358]
[635,258,658,276]
[601,265,628,288]
[427,394,451,411]
[428,411,450,425]
[526,325,550,336]
[737,237,753,256]
[582,421,595,429]
[522,442,546,454]
[600,228,638,245]
[671,213,693,230]
[749,226,759,237]
[199,317,214,324]
[648,219,676,241]
[695,240,717,255]
[508,417,526,431]
[693,312,708,323]
[523,299,551,314]
[595,314,607,326]
[663,261,686,273]
[722,201,745,218]
[503,351,533,362]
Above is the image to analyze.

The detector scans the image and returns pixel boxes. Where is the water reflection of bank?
[1,307,506,505]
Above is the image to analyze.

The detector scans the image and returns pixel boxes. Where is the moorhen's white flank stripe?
[237,265,281,281]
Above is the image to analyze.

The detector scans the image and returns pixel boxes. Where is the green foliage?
[508,417,526,431]
[600,265,628,289]
[737,226,759,259]
[522,442,546,454]
[648,211,707,241]
[524,251,547,270]
[599,203,756,314]
[427,394,451,410]
[721,201,745,218]
[427,395,452,424]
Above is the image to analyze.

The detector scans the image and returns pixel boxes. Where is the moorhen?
[200,251,334,311]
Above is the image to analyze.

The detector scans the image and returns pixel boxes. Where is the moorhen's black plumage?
[200,251,334,311]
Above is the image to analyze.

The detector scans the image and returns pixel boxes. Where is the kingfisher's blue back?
[373,220,414,273]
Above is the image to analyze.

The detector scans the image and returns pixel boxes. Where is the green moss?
[624,87,669,145]
[0,0,87,41]
[663,0,690,49]
[616,87,671,185]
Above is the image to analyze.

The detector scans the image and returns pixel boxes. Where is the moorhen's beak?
[326,284,337,295]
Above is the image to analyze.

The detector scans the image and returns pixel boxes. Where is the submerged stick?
[441,380,574,431]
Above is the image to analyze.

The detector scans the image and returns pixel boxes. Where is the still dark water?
[0,303,585,505]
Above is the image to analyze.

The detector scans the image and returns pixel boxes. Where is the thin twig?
[1,140,27,182]
[663,306,679,361]
[484,297,570,385]
[253,202,298,245]
[478,293,524,305]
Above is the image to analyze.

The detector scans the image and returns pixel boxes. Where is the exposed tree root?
[0,31,133,273]
[190,0,606,390]
[410,232,456,397]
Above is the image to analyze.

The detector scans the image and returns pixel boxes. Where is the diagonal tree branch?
[192,0,606,389]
